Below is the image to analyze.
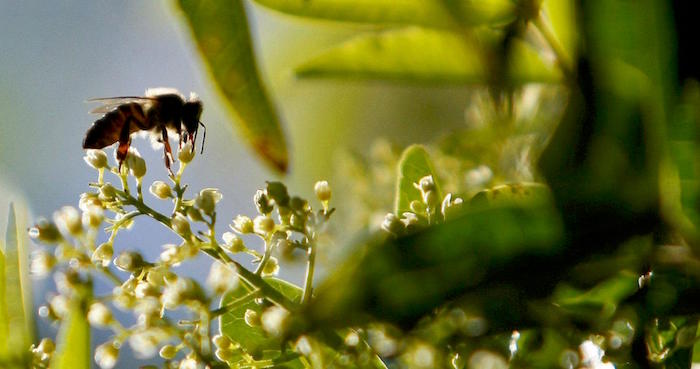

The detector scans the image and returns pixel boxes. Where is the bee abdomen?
[83,103,146,149]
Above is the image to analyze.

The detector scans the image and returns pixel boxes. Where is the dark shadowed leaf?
[394,145,442,215]
[177,0,288,172]
[251,0,515,29]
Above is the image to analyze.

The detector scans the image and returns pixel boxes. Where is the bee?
[83,88,206,174]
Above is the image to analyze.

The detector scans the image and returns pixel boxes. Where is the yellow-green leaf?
[395,145,443,215]
[251,0,516,29]
[50,300,90,369]
[296,27,561,85]
[178,0,288,172]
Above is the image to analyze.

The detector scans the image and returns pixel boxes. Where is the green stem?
[254,240,272,275]
[302,240,316,305]
[532,13,574,79]
[210,289,260,317]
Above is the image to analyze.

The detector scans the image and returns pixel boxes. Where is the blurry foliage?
[3,0,700,368]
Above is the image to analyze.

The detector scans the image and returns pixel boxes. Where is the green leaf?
[394,144,443,215]
[0,204,32,364]
[296,27,561,85]
[251,0,516,29]
[177,0,289,172]
[50,301,90,369]
[305,203,564,329]
[541,0,577,62]
[219,277,303,359]
[553,271,639,320]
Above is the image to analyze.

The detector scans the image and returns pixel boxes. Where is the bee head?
[182,95,205,153]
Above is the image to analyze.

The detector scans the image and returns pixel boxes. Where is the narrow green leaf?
[541,0,577,62]
[251,0,516,29]
[2,204,31,362]
[553,271,639,320]
[394,145,443,215]
[177,0,289,172]
[50,301,90,369]
[0,233,7,359]
[296,27,561,85]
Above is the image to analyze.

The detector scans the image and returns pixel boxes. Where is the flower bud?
[262,257,280,277]
[179,357,199,369]
[53,206,82,236]
[88,302,113,327]
[178,142,195,163]
[114,251,145,273]
[212,334,233,350]
[82,205,104,228]
[441,193,464,220]
[171,213,191,237]
[314,180,332,203]
[289,213,305,229]
[28,218,62,243]
[254,215,275,235]
[126,149,146,178]
[221,232,245,253]
[195,188,222,215]
[244,309,260,327]
[92,242,114,267]
[84,149,108,169]
[409,200,427,215]
[254,189,274,215]
[215,348,236,362]
[37,338,55,354]
[95,341,119,369]
[30,251,56,277]
[79,192,103,211]
[381,213,403,236]
[149,181,173,199]
[416,175,436,194]
[99,183,117,201]
[49,295,69,319]
[231,215,254,234]
[159,344,178,360]
[206,261,238,294]
[261,306,290,337]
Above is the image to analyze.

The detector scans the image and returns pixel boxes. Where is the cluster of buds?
[27,147,336,369]
[29,338,55,369]
[381,175,463,237]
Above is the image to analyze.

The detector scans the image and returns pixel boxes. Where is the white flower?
[231,215,254,234]
[171,213,191,236]
[253,215,275,235]
[314,180,332,202]
[126,148,146,178]
[206,261,238,294]
[84,149,108,169]
[87,302,113,327]
[92,242,114,267]
[94,341,119,369]
[221,232,245,253]
[195,188,222,215]
[30,251,55,278]
[261,306,290,337]
[380,213,403,235]
[53,206,82,236]
[128,328,169,358]
[82,205,104,228]
[178,142,195,163]
[149,181,173,199]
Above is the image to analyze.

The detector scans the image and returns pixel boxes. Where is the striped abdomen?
[83,103,148,149]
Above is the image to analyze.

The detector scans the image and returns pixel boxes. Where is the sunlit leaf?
[394,145,443,215]
[296,27,561,85]
[1,204,32,364]
[251,0,516,29]
[178,0,289,172]
[541,0,577,64]
[50,301,90,369]
[219,277,304,360]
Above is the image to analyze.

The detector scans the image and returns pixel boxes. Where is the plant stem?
[301,240,316,305]
[532,13,574,79]
[254,240,272,275]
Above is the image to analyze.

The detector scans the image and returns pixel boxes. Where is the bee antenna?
[198,121,207,154]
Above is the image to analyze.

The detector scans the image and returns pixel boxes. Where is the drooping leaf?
[50,301,90,369]
[305,203,564,330]
[177,0,289,172]
[296,27,561,85]
[250,0,516,29]
[394,145,443,215]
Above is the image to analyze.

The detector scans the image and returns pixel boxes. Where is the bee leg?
[162,129,175,176]
[116,118,133,172]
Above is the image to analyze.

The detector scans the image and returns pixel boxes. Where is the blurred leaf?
[511,330,574,369]
[220,277,304,359]
[178,0,289,172]
[305,203,564,329]
[541,0,577,64]
[470,183,551,207]
[251,0,515,29]
[0,204,31,365]
[394,145,442,215]
[296,27,561,85]
[50,301,90,369]
[553,271,639,321]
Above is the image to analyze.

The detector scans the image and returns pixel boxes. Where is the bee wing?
[86,96,154,114]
